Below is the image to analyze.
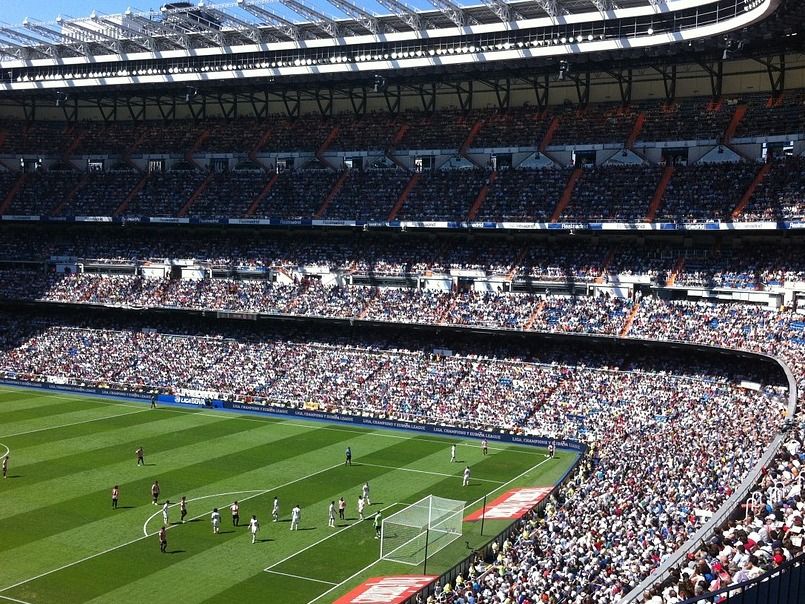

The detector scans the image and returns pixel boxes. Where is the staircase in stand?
[49,173,89,216]
[645,165,675,222]
[249,129,273,164]
[315,127,340,169]
[550,166,583,223]
[387,172,421,221]
[184,129,210,170]
[123,131,149,172]
[506,246,528,281]
[459,119,485,167]
[314,170,350,218]
[619,302,640,337]
[666,256,685,286]
[244,173,279,217]
[0,173,30,215]
[177,172,214,217]
[539,115,559,153]
[731,162,772,220]
[523,300,546,330]
[385,124,410,171]
[114,173,150,217]
[723,104,748,143]
[625,112,646,149]
[467,171,496,220]
[595,249,615,284]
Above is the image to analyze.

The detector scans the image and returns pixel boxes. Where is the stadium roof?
[0,0,799,96]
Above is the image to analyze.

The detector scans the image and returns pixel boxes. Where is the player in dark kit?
[151,480,160,504]
[180,496,187,523]
[150,394,157,409]
[158,526,167,553]
[345,446,352,466]
[135,447,144,466]
[2,454,7,478]
[112,485,119,509]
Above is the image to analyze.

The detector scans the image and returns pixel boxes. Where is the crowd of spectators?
[325,168,410,220]
[0,308,790,604]
[742,156,805,221]
[397,169,489,221]
[562,165,661,222]
[0,157,801,222]
[656,161,758,222]
[477,166,570,222]
[188,169,270,219]
[1,91,803,163]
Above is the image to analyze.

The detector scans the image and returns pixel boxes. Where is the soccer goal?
[380,495,465,565]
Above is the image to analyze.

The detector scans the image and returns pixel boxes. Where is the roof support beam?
[161,7,226,47]
[23,19,90,56]
[374,0,426,31]
[197,2,270,44]
[480,0,522,23]
[280,0,339,37]
[532,0,560,19]
[57,16,122,55]
[425,0,477,27]
[325,0,383,34]
[90,12,156,52]
[236,0,299,41]
[124,10,191,50]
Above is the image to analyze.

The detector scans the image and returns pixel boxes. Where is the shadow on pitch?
[165,550,185,554]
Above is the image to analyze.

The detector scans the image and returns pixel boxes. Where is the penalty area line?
[307,454,557,604]
[264,570,337,586]
[360,462,505,484]
[0,595,34,604]
[263,501,404,573]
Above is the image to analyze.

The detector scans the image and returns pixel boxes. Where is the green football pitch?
[0,386,575,604]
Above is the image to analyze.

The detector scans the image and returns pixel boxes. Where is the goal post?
[380,495,465,565]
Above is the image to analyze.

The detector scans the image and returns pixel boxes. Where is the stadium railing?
[620,352,799,604]
[679,552,805,604]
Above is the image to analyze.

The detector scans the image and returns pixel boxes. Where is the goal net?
[380,495,465,565]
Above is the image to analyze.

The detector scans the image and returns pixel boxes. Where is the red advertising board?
[333,576,437,604]
[464,487,552,521]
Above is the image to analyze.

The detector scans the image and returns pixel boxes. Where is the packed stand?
[477,166,570,222]
[656,161,758,221]
[188,169,270,219]
[325,169,409,220]
[58,170,141,217]
[735,91,805,139]
[396,169,487,221]
[471,107,551,149]
[638,97,731,143]
[639,422,805,604]
[251,169,338,219]
[742,155,805,221]
[395,110,478,151]
[126,169,207,217]
[562,165,661,221]
[5,170,83,216]
[551,103,640,146]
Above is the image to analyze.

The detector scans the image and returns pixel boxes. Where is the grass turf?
[0,386,575,604]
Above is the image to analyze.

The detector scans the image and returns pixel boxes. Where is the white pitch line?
[360,462,505,484]
[263,502,404,573]
[0,594,34,604]
[264,570,337,586]
[0,462,344,594]
[0,409,149,439]
[142,490,265,537]
[306,454,556,604]
[0,443,9,458]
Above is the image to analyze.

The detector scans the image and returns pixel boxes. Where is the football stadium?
[0,0,803,603]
